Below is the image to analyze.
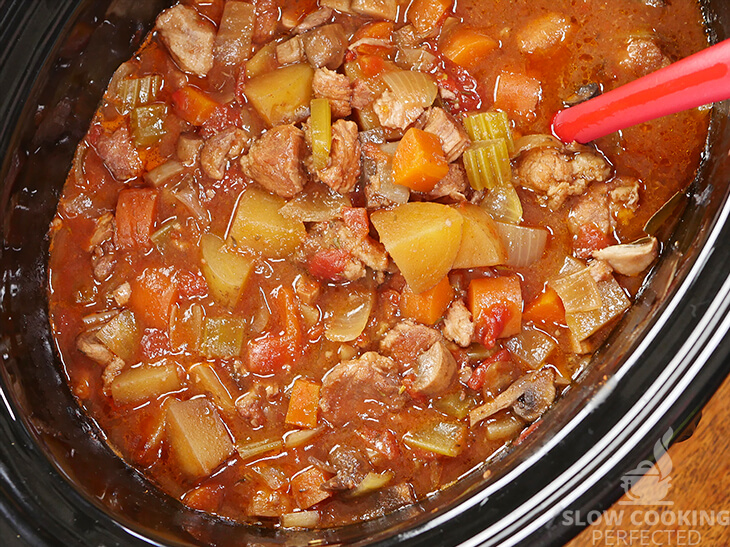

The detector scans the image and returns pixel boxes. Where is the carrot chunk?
[392,128,449,192]
[171,85,220,126]
[440,27,498,71]
[400,275,454,326]
[291,466,332,509]
[467,276,523,346]
[523,286,566,326]
[285,378,321,429]
[494,71,542,119]
[115,188,158,250]
[128,267,178,330]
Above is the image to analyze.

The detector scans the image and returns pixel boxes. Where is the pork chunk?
[295,7,334,33]
[316,119,361,194]
[373,91,424,130]
[313,68,352,118]
[241,125,308,198]
[514,142,612,209]
[567,182,611,236]
[156,4,215,77]
[419,107,470,162]
[380,320,442,370]
[96,125,142,181]
[442,300,475,347]
[201,127,249,180]
[427,164,467,201]
[320,352,405,426]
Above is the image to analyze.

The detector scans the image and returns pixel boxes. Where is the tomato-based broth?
[48,0,709,528]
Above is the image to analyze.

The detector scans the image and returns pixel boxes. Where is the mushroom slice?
[412,341,458,397]
[592,236,658,276]
[469,368,556,426]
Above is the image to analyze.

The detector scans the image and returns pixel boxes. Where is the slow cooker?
[1,0,730,545]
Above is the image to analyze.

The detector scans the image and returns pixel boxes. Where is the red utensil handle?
[552,38,730,144]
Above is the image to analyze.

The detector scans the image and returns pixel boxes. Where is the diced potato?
[96,310,141,362]
[190,363,236,412]
[403,420,467,457]
[243,63,314,126]
[371,202,463,294]
[228,186,306,258]
[245,41,279,79]
[166,398,235,477]
[281,510,320,529]
[200,233,254,307]
[351,0,398,20]
[200,317,245,359]
[111,362,182,405]
[452,203,508,269]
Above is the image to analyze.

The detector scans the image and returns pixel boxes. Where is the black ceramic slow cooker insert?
[1,1,730,546]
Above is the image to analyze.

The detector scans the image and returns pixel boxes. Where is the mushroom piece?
[469,367,557,426]
[411,341,458,397]
[592,236,658,276]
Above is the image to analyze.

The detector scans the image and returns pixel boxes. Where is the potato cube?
[200,233,254,307]
[111,362,182,405]
[243,63,314,126]
[452,203,508,269]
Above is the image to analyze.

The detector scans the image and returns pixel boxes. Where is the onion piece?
[485,414,525,441]
[145,160,185,187]
[513,133,561,156]
[565,276,630,342]
[171,176,210,225]
[481,184,523,224]
[505,326,557,369]
[281,511,320,529]
[279,182,351,222]
[382,70,438,107]
[495,222,548,267]
[284,427,323,449]
[324,288,375,342]
[350,471,395,497]
[549,268,602,313]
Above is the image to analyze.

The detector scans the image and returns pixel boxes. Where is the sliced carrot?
[392,127,449,192]
[171,86,220,126]
[409,0,452,36]
[115,187,158,250]
[523,286,566,325]
[285,378,321,429]
[129,267,178,330]
[291,466,332,509]
[494,71,542,119]
[467,276,523,344]
[400,275,454,326]
[353,20,394,41]
[440,27,498,71]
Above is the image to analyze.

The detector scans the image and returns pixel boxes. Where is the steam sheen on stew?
[48,0,709,528]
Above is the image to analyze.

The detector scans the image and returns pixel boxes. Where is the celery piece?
[150,216,179,254]
[310,98,332,171]
[236,438,283,462]
[350,471,394,497]
[130,103,167,147]
[433,392,475,420]
[485,414,524,441]
[200,317,245,359]
[463,139,511,191]
[96,310,141,362]
[403,420,468,457]
[481,184,523,225]
[119,74,163,113]
[463,111,514,153]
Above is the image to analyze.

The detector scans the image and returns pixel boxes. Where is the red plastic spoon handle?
[552,38,730,144]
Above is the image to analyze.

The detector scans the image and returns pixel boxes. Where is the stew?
[47,0,710,528]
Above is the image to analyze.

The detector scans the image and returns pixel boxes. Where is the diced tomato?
[351,21,395,56]
[474,303,512,349]
[342,207,370,239]
[115,188,158,250]
[437,58,483,113]
[140,328,171,360]
[357,54,387,79]
[246,334,290,375]
[177,270,209,299]
[356,426,401,460]
[183,483,225,513]
[467,348,512,391]
[128,267,178,330]
[307,249,352,281]
[200,103,242,139]
[573,223,612,259]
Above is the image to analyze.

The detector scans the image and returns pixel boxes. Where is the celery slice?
[200,317,245,359]
[119,74,162,113]
[433,392,475,420]
[403,420,468,457]
[463,139,511,190]
[310,98,332,171]
[130,103,167,147]
[463,111,514,153]
[236,438,283,462]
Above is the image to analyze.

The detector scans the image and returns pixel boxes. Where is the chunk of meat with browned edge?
[236,385,267,427]
[592,237,658,276]
[427,164,467,201]
[313,68,352,118]
[319,352,405,426]
[322,445,369,491]
[373,90,424,130]
[352,79,378,110]
[96,125,142,181]
[316,119,361,194]
[201,127,249,180]
[514,140,612,209]
[380,319,442,370]
[276,37,304,65]
[419,107,470,162]
[241,125,308,198]
[442,299,474,347]
[294,7,334,33]
[568,182,612,236]
[156,4,215,77]
[253,0,278,42]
